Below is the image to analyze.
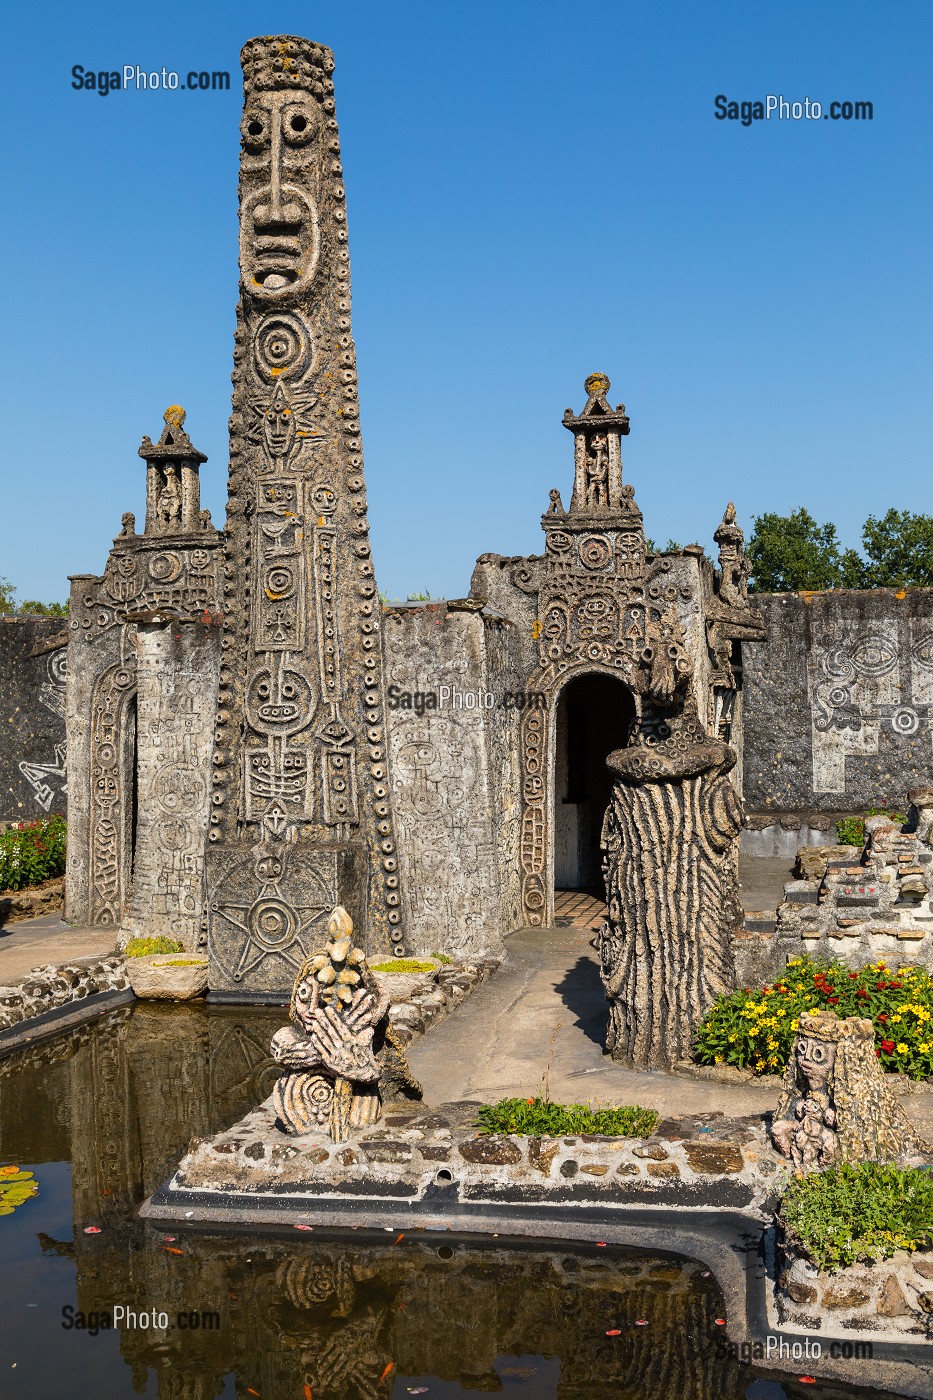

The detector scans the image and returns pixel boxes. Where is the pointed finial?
[164,405,187,430]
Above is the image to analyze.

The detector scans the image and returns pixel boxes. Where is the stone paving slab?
[0,912,119,983]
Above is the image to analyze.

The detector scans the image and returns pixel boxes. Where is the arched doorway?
[554,673,635,891]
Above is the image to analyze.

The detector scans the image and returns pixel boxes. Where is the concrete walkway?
[406,923,778,1117]
[0,913,117,984]
[406,921,933,1139]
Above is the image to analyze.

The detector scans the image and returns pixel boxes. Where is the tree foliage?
[746,508,933,593]
[0,576,68,616]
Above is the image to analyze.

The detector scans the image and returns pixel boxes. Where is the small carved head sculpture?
[120,511,136,538]
[795,1030,837,1094]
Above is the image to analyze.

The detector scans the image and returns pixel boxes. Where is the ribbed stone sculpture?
[597,634,744,1070]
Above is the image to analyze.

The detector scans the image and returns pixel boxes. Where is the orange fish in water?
[304,1385,313,1400]
[392,1233,405,1246]
[163,1246,184,1256]
[378,1363,395,1384]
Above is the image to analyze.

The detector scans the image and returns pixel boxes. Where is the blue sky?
[1,0,930,604]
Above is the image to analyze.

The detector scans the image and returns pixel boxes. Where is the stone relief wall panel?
[384,610,503,959]
[743,592,933,812]
[123,620,220,948]
[0,617,68,821]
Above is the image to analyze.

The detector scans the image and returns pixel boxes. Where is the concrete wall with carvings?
[742,590,933,815]
[383,603,510,959]
[122,618,220,949]
[0,616,67,823]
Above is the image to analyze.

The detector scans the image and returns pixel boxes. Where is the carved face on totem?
[796,1035,836,1092]
[239,87,322,299]
[262,381,297,460]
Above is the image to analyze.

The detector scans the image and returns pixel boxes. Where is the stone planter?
[127,953,208,1000]
[776,1218,933,1338]
[371,961,440,1004]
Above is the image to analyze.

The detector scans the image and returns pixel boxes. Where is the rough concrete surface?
[0,912,118,984]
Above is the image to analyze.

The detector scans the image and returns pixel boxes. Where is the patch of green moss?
[157,959,207,968]
[369,958,438,974]
[124,936,184,957]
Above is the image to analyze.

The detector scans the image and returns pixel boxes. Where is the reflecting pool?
[0,1003,908,1398]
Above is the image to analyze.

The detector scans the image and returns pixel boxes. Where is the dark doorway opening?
[554,674,635,891]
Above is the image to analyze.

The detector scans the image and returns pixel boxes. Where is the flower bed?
[0,815,66,892]
[694,954,933,1078]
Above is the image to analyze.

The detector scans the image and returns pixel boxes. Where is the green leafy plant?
[124,936,184,957]
[781,1162,933,1271]
[0,815,67,892]
[694,954,933,1079]
[369,958,438,974]
[0,1165,39,1216]
[835,808,906,847]
[475,1098,658,1138]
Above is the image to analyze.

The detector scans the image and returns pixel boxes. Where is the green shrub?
[124,936,184,957]
[781,1162,933,1271]
[835,807,906,847]
[475,1097,658,1138]
[694,954,933,1079]
[0,815,67,892]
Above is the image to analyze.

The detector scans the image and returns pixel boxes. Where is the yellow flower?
[715,1055,724,1063]
[892,1015,902,1024]
[807,1007,819,1015]
[790,1018,799,1030]
[728,1034,737,1043]
[767,1039,778,1050]
[897,1043,909,1055]
[919,1043,930,1054]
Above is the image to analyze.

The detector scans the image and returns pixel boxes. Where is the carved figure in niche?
[198,508,213,531]
[157,466,183,530]
[619,483,640,517]
[584,432,610,509]
[771,1010,931,1169]
[271,907,420,1141]
[547,488,565,515]
[714,502,751,608]
[118,512,136,538]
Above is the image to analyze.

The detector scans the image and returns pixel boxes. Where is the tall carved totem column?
[206,37,406,998]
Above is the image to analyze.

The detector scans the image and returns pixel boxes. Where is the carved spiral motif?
[253,313,313,381]
[892,706,920,736]
[247,896,297,949]
[579,536,612,570]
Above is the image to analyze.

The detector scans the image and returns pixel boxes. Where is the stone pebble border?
[378,959,500,1043]
[0,955,129,1034]
[177,1104,784,1217]
[0,876,65,924]
[776,1231,933,1341]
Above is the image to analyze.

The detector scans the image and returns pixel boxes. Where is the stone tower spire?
[206,36,406,995]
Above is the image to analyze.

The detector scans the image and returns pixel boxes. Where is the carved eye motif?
[281,103,317,145]
[241,110,269,150]
[849,635,897,678]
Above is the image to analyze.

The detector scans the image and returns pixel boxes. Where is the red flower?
[856,989,869,999]
[881,1040,895,1053]
[828,997,839,1004]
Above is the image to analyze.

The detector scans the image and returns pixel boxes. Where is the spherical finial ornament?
[164,405,187,429]
[584,372,610,398]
